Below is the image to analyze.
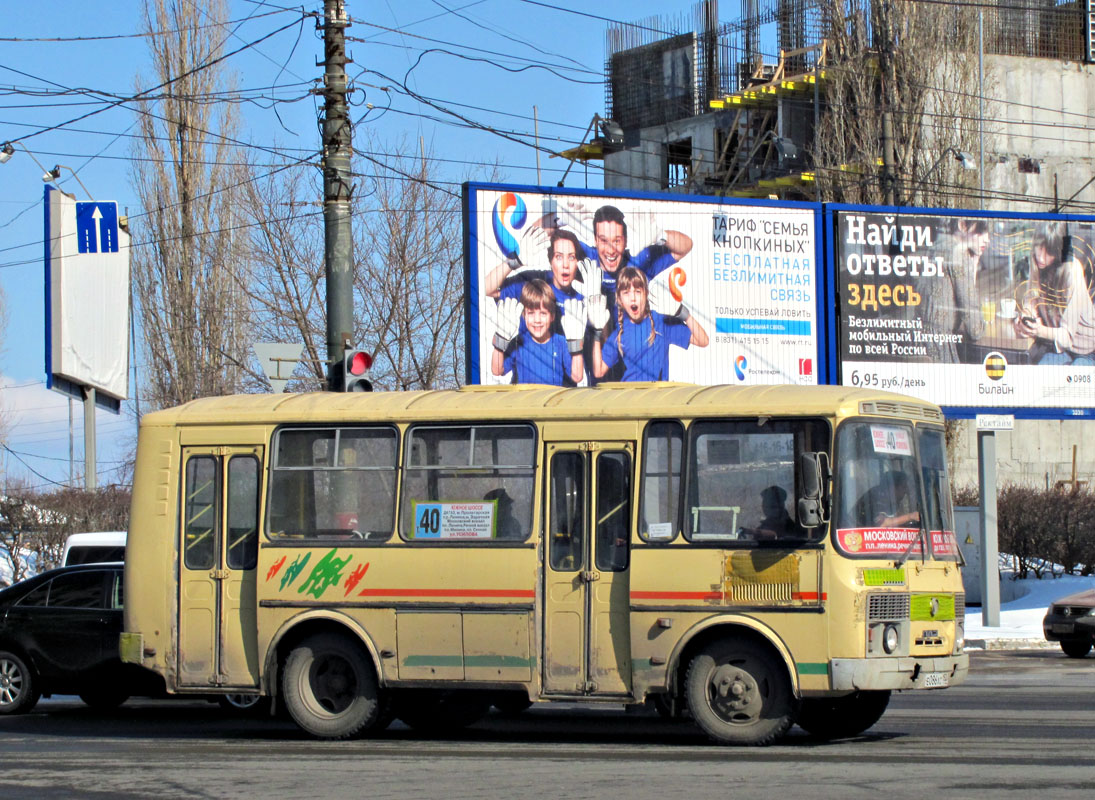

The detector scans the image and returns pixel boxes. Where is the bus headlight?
[954,623,965,654]
[883,624,900,654]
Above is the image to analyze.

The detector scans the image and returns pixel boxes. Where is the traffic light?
[341,349,374,392]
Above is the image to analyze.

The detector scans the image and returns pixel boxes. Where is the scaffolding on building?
[594,0,1091,197]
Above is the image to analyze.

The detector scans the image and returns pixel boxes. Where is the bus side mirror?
[798,452,831,529]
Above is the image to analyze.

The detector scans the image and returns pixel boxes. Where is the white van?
[61,531,127,566]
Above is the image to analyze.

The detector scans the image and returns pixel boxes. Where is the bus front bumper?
[830,653,969,691]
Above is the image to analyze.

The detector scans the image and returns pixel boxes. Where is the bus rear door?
[543,441,633,697]
[177,446,262,691]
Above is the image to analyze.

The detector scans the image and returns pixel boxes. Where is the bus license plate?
[1052,623,1075,634]
[921,671,948,688]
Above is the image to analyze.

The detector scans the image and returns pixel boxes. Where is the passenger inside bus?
[854,471,920,528]
[739,485,797,540]
[484,488,524,540]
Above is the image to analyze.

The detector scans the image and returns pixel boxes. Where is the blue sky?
[0,0,690,491]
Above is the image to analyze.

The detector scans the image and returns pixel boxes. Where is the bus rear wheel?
[685,639,792,746]
[282,633,386,739]
[796,690,891,739]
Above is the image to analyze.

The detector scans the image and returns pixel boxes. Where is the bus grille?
[956,593,965,622]
[868,592,910,621]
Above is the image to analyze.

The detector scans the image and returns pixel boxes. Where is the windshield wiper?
[895,523,928,566]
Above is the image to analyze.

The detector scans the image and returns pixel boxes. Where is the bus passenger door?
[543,442,633,697]
[178,446,262,690]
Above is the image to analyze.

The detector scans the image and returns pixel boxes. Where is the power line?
[5,16,303,145]
[0,8,294,43]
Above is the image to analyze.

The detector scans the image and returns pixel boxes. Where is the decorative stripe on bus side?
[796,662,829,675]
[629,591,827,601]
[355,588,536,598]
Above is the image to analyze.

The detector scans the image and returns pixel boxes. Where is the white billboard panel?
[835,209,1095,409]
[464,184,822,388]
[45,186,130,402]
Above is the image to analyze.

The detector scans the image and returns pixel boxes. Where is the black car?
[0,563,161,714]
[1042,588,1095,658]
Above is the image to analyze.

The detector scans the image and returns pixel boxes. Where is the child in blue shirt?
[589,267,708,382]
[492,279,585,385]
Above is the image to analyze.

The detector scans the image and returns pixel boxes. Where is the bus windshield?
[834,420,934,558]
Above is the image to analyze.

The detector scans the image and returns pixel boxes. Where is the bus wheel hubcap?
[711,665,760,720]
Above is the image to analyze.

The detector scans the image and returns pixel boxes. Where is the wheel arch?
[263,610,384,696]
[666,616,800,700]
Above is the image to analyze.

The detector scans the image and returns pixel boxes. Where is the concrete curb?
[964,637,1058,651]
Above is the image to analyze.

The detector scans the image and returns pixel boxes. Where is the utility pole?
[321,0,354,390]
[877,0,897,206]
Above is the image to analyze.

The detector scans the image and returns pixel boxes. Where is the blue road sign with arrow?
[75,201,119,254]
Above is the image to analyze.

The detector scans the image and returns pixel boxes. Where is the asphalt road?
[0,650,1092,800]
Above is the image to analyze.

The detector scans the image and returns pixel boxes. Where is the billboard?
[45,186,130,404]
[833,207,1095,409]
[464,183,823,388]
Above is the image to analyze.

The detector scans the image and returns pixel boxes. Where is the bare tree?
[128,0,253,410]
[242,136,489,392]
[354,138,468,390]
[0,486,44,585]
[240,162,327,391]
[815,0,985,207]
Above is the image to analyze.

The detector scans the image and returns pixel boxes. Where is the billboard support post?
[83,386,96,491]
[978,430,1000,626]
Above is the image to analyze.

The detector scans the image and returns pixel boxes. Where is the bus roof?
[138,384,943,428]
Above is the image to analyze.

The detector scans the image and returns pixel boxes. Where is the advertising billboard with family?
[834,208,1095,408]
[463,184,823,388]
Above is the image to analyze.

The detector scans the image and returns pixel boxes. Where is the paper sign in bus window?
[870,425,912,456]
[411,501,496,540]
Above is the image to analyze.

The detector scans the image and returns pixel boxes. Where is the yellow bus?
[120,383,967,745]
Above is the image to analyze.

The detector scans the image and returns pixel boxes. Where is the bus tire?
[0,650,39,715]
[282,633,385,739]
[685,639,792,746]
[796,690,891,739]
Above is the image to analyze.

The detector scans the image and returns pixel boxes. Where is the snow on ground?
[965,559,1095,644]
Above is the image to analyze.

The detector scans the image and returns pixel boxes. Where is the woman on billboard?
[1015,221,1095,365]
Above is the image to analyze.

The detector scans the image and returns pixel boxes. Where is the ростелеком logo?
[492,192,527,263]
[734,355,748,381]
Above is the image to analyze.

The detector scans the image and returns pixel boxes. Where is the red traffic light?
[347,351,373,376]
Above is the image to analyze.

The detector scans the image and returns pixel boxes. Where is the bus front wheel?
[796,690,891,739]
[685,639,793,746]
[282,633,386,739]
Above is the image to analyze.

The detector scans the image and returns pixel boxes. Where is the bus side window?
[550,452,584,571]
[596,451,631,571]
[227,455,259,569]
[400,424,535,542]
[184,456,218,568]
[268,427,398,541]
[640,421,682,542]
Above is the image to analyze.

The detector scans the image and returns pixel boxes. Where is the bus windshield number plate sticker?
[870,425,912,456]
